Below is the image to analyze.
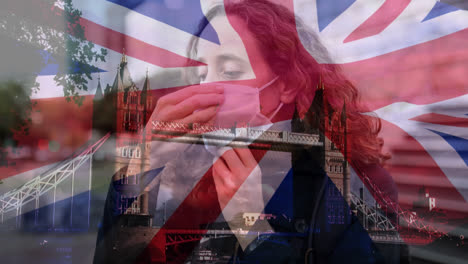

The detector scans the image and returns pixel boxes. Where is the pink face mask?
[214,76,282,128]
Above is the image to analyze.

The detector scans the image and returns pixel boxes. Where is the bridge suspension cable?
[0,133,110,227]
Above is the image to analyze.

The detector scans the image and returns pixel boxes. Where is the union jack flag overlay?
[1,0,468,263]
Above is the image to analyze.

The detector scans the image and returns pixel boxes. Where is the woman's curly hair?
[186,0,390,166]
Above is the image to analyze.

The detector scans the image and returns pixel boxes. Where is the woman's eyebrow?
[217,54,247,64]
[197,53,248,65]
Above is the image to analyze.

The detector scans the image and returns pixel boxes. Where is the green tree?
[0,0,107,166]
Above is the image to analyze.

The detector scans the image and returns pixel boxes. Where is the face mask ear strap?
[268,102,284,120]
[258,76,280,91]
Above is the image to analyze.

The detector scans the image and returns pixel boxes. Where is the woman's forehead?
[197,15,261,73]
[198,16,247,52]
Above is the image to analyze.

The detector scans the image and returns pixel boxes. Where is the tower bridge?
[0,131,445,262]
[1,130,408,239]
[0,127,444,243]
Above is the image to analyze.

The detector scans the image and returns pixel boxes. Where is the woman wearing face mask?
[148,0,399,262]
[95,1,401,263]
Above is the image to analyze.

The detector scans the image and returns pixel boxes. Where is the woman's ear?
[278,79,296,104]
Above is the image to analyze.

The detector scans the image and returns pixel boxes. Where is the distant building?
[242,213,277,226]
[413,186,437,213]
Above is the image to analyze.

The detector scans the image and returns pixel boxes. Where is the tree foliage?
[0,0,107,159]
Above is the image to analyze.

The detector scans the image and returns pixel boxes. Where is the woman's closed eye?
[219,58,245,81]
[221,70,244,80]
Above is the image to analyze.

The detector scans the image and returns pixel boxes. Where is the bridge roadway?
[151,227,404,245]
[151,121,323,151]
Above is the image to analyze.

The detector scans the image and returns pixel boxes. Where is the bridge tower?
[324,102,350,203]
[292,80,351,229]
[112,52,154,221]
